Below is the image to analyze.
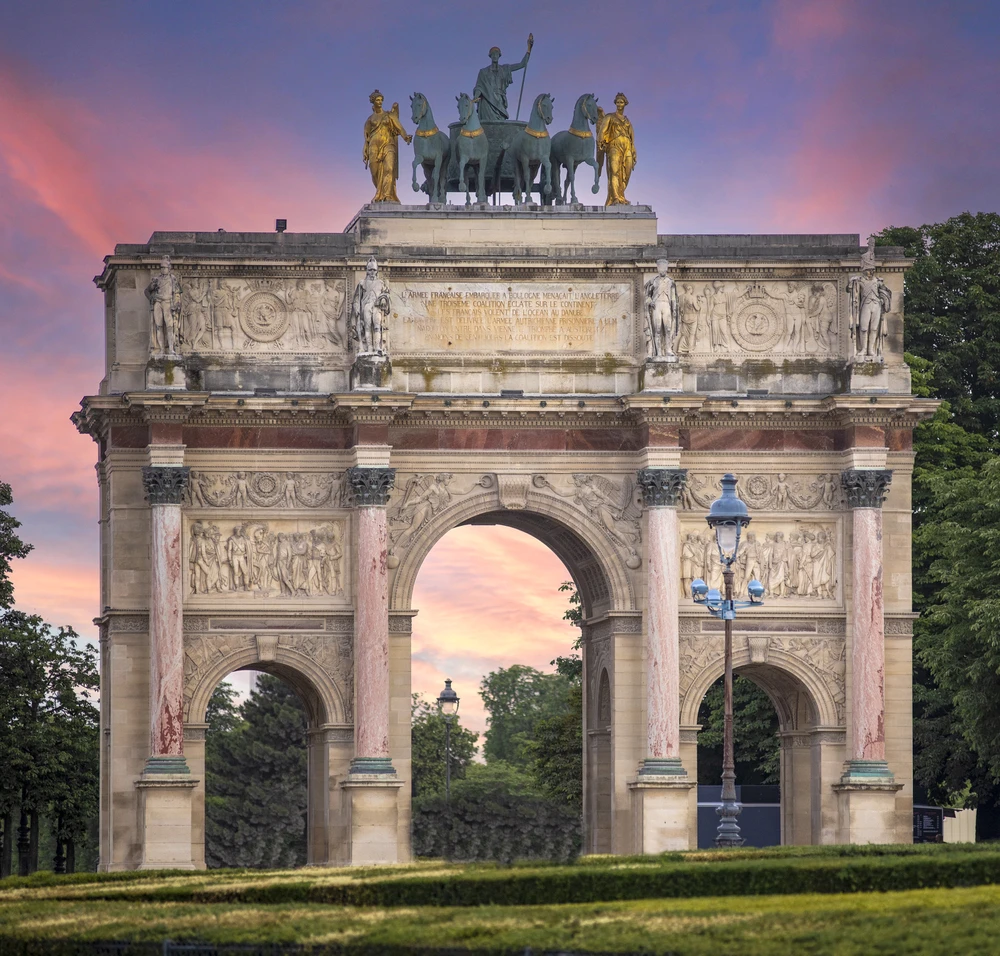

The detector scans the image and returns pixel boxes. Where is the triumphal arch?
[75,62,933,868]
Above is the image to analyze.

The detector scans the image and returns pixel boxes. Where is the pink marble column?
[637,469,688,776]
[141,466,190,774]
[347,466,396,775]
[841,469,893,777]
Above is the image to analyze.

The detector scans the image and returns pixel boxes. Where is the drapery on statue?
[145,256,181,355]
[472,36,532,122]
[644,258,679,358]
[597,92,636,206]
[363,90,412,203]
[351,256,391,354]
[847,236,892,360]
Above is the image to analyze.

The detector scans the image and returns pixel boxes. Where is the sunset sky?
[1,0,998,739]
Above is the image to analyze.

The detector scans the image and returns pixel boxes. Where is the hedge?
[8,849,1000,908]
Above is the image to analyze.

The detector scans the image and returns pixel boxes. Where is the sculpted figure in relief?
[677,283,703,354]
[847,238,891,360]
[351,257,391,354]
[145,257,182,356]
[643,259,679,358]
[703,281,734,352]
[363,90,412,204]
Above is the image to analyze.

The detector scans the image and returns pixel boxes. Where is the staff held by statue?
[515,33,534,121]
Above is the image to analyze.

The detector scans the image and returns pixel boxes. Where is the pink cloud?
[771,0,852,50]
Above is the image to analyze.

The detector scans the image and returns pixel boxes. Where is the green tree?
[205,674,308,869]
[0,481,32,610]
[480,664,574,767]
[697,675,780,786]
[410,694,478,799]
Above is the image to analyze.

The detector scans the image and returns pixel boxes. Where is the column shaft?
[150,504,184,757]
[646,506,680,761]
[851,507,885,761]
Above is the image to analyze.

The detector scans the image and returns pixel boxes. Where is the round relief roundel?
[731,301,783,352]
[240,291,289,343]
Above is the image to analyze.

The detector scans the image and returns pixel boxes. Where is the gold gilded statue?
[597,92,636,206]
[363,89,412,203]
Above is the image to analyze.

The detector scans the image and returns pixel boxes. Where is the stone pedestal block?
[640,358,683,392]
[135,775,199,870]
[833,779,903,844]
[342,777,404,865]
[848,361,889,393]
[351,353,392,390]
[145,356,189,390]
[629,778,697,853]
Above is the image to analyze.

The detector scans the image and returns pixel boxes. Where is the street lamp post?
[437,678,460,860]
[690,474,764,848]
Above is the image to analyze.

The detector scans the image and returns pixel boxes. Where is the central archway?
[387,478,641,858]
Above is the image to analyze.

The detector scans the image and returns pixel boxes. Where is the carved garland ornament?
[683,473,844,512]
[189,470,343,509]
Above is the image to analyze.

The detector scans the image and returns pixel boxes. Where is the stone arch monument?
[75,202,934,869]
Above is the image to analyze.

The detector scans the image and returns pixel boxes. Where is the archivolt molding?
[184,631,352,726]
[389,478,636,614]
[678,634,843,729]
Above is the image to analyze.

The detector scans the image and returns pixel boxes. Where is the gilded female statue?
[363,89,412,203]
[597,92,636,206]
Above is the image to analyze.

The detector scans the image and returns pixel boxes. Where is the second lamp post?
[690,473,764,848]
[437,678,459,860]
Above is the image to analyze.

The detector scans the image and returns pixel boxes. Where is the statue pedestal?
[135,774,199,870]
[640,358,683,392]
[628,777,696,852]
[849,360,888,393]
[145,355,188,391]
[351,353,392,390]
[342,775,404,865]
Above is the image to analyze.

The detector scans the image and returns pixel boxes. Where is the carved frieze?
[185,518,347,602]
[532,473,643,569]
[680,520,839,602]
[189,470,344,509]
[682,473,843,512]
[176,276,347,353]
[675,280,838,356]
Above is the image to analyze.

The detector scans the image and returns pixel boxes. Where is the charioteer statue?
[473,36,532,122]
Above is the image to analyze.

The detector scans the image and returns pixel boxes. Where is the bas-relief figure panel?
[680,520,841,604]
[184,518,349,604]
[175,276,347,354]
[671,280,839,357]
[188,470,347,510]
[391,281,633,354]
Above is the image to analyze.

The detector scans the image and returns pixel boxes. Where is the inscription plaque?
[391,281,632,353]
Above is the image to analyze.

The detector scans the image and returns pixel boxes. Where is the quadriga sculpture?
[454,91,490,205]
[510,92,554,205]
[410,93,450,204]
[551,93,601,204]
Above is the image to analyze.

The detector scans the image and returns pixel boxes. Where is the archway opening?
[408,516,600,862]
[202,669,310,868]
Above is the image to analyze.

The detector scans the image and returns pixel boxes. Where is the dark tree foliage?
[697,675,780,786]
[410,694,478,799]
[205,674,308,869]
[0,482,32,610]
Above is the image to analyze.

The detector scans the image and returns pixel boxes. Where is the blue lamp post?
[437,678,459,860]
[690,474,764,848]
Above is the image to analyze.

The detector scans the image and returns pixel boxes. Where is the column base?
[833,763,903,844]
[135,774,198,870]
[349,756,396,776]
[628,777,696,853]
[638,757,688,777]
[142,755,191,774]
[341,777,404,865]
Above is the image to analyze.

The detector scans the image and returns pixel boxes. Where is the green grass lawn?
[1,846,998,954]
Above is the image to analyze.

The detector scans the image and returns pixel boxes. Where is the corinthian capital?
[637,468,688,507]
[840,469,892,509]
[141,466,190,506]
[347,466,396,506]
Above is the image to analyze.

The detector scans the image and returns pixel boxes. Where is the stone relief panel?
[176,277,347,354]
[188,470,346,509]
[183,630,354,721]
[531,474,643,569]
[185,518,348,604]
[680,520,840,603]
[386,473,495,566]
[675,280,838,357]
[390,280,633,354]
[679,634,846,724]
[682,473,843,512]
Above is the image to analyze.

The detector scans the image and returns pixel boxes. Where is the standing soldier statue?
[145,256,181,356]
[644,258,679,358]
[473,36,532,122]
[847,236,892,360]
